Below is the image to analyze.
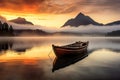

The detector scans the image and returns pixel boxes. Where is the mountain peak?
[62,12,103,27]
[17,17,26,21]
[78,12,85,16]
[9,17,33,25]
[75,12,85,19]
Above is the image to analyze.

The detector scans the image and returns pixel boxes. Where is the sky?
[0,0,120,27]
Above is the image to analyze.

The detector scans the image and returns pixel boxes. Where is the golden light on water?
[0,45,120,64]
[0,46,55,63]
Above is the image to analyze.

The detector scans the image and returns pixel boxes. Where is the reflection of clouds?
[51,49,120,80]
[21,64,44,80]
[0,48,120,79]
[88,37,120,51]
[0,45,54,62]
[88,49,120,62]
[0,37,120,62]
[0,60,46,80]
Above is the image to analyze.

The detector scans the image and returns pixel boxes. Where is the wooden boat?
[52,41,89,58]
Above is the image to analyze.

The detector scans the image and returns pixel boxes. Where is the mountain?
[9,17,34,25]
[105,21,120,26]
[106,30,120,36]
[62,12,103,27]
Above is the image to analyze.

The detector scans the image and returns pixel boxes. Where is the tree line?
[0,21,14,36]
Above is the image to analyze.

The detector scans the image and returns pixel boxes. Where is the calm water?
[0,36,120,80]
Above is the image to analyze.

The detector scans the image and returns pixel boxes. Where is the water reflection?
[0,37,46,52]
[0,60,45,80]
[0,49,119,80]
[52,52,88,72]
[0,37,120,53]
[0,46,54,62]
[0,37,119,80]
[0,41,13,51]
[0,39,27,52]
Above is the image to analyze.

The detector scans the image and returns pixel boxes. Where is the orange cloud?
[0,0,44,13]
[0,0,85,14]
[0,0,120,14]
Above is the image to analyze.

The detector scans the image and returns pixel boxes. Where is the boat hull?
[52,42,88,58]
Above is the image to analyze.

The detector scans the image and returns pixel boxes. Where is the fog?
[8,22,42,30]
[58,25,120,33]
[0,15,120,34]
[9,22,120,34]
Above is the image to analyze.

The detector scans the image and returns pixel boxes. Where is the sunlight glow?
[0,11,73,28]
[0,46,55,62]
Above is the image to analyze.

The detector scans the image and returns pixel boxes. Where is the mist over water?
[7,22,120,34]
[0,37,120,80]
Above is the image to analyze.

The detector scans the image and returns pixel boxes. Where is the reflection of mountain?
[52,52,88,72]
[9,17,34,25]
[62,12,103,27]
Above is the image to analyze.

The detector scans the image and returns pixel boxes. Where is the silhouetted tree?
[3,23,9,32]
[2,23,6,31]
[0,21,3,31]
[9,25,13,32]
[0,21,14,36]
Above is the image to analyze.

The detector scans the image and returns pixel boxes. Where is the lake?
[0,36,120,80]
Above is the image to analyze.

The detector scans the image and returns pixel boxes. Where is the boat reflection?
[52,52,88,72]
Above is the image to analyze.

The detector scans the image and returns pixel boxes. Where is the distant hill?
[106,30,120,36]
[14,29,49,36]
[0,20,49,36]
[62,12,103,27]
[9,17,34,25]
[105,21,120,26]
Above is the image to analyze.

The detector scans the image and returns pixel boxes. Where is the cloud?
[8,22,42,30]
[0,0,119,14]
[0,0,68,13]
[83,0,120,13]
[0,0,46,13]
[59,25,120,33]
[0,15,7,22]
